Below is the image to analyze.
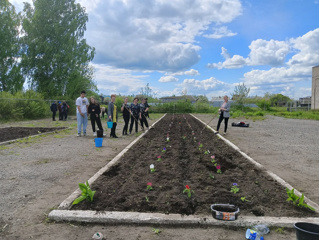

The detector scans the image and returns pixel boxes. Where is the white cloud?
[92,64,148,95]
[170,69,200,76]
[159,76,179,83]
[248,39,290,66]
[203,26,237,39]
[85,0,242,71]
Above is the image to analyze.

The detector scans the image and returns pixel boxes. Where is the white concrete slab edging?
[0,127,72,146]
[49,113,319,227]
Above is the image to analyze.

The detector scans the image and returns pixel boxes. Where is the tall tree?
[21,0,96,99]
[232,83,250,109]
[0,0,24,93]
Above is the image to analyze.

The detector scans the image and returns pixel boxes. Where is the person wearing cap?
[76,90,89,137]
[139,98,149,130]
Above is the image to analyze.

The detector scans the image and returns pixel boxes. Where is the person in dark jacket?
[108,94,118,138]
[50,101,57,121]
[129,97,140,134]
[57,102,63,120]
[88,97,103,137]
[61,101,69,120]
[121,97,130,135]
[144,98,151,119]
[139,98,149,130]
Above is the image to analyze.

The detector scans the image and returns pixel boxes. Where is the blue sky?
[12,0,319,100]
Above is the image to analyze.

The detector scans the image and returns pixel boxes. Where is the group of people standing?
[52,90,230,137]
[50,101,69,121]
[75,91,150,138]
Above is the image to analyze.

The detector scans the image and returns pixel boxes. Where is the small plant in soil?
[152,228,161,234]
[72,181,96,205]
[241,197,250,202]
[198,142,203,151]
[150,164,156,173]
[209,174,215,179]
[216,165,222,174]
[230,183,240,194]
[145,196,149,202]
[182,135,186,140]
[157,155,162,162]
[204,150,210,155]
[286,188,315,211]
[210,155,216,163]
[162,147,166,153]
[166,137,170,142]
[183,185,194,198]
[147,182,153,191]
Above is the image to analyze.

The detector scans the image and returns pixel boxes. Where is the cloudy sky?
[11,0,319,99]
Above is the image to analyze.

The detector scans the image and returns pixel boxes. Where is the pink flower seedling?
[216,165,222,174]
[147,182,153,191]
[157,155,162,162]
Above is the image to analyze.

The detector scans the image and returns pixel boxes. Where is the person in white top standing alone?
[76,90,89,137]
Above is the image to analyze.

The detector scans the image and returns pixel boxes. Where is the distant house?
[99,94,110,104]
[299,96,311,107]
[160,95,197,104]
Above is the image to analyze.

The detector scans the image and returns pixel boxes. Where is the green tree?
[21,0,96,99]
[232,83,250,110]
[269,94,291,106]
[0,0,24,93]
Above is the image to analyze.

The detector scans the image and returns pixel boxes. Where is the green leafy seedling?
[152,228,161,234]
[72,181,96,205]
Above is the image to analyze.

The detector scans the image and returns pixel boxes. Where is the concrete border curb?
[49,210,319,227]
[49,113,319,227]
[0,127,71,146]
[191,114,319,212]
[57,114,167,210]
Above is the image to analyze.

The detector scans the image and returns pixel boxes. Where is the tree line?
[0,0,96,99]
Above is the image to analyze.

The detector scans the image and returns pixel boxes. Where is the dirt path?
[0,114,303,239]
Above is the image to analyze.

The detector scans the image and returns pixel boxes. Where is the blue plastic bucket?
[95,138,103,147]
[107,121,113,129]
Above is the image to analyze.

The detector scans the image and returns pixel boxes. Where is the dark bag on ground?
[232,122,249,127]
[97,129,104,138]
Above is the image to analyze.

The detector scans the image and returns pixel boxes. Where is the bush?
[0,90,50,120]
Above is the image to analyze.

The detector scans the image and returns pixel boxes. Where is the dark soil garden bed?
[73,114,317,218]
[0,127,66,143]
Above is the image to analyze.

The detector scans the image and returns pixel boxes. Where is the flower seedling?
[241,197,250,202]
[157,155,162,162]
[166,137,170,142]
[286,188,315,211]
[152,228,161,234]
[230,183,240,194]
[145,196,149,202]
[147,182,153,190]
[209,173,215,179]
[198,142,203,151]
[182,136,186,140]
[162,147,167,153]
[216,165,222,174]
[72,180,96,205]
[183,185,194,198]
[211,155,216,163]
[150,164,156,173]
[204,150,210,155]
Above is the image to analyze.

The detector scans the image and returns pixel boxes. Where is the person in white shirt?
[76,90,89,137]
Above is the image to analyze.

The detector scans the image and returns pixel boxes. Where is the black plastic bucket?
[211,204,240,221]
[294,222,319,240]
